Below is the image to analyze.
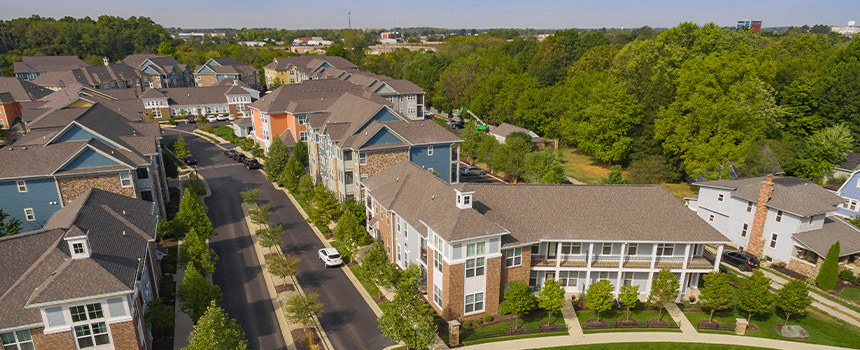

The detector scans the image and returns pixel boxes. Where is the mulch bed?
[291,328,322,350]
[832,281,860,295]
[372,295,387,304]
[697,320,720,329]
[773,323,783,334]
[275,283,295,293]
[616,318,640,327]
[646,318,669,326]
[747,323,759,332]
[506,325,526,335]
[585,319,609,328]
[539,323,559,331]
[773,266,809,280]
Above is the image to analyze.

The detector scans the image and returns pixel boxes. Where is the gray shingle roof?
[794,217,860,258]
[13,56,88,74]
[32,64,142,88]
[0,77,53,102]
[249,79,368,113]
[696,176,844,217]
[837,152,860,172]
[196,57,256,75]
[490,122,538,139]
[264,55,358,72]
[142,86,251,106]
[365,161,730,244]
[0,189,156,328]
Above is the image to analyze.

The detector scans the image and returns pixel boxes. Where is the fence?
[696,320,736,332]
[461,324,566,342]
[582,320,680,330]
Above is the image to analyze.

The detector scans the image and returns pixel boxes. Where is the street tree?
[267,253,300,286]
[279,156,304,192]
[378,267,436,350]
[736,270,774,322]
[184,300,248,350]
[256,224,284,249]
[310,185,340,231]
[175,191,214,239]
[284,292,324,345]
[504,281,538,327]
[700,273,734,322]
[177,265,222,323]
[174,134,190,159]
[618,285,640,321]
[249,204,271,227]
[178,228,217,276]
[341,197,367,226]
[264,137,289,182]
[538,279,566,323]
[585,280,614,322]
[240,189,259,205]
[293,140,309,167]
[776,280,812,325]
[648,269,679,320]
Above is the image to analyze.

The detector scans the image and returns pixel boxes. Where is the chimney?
[135,84,142,98]
[747,176,775,258]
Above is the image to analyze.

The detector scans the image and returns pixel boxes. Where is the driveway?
[163,130,393,350]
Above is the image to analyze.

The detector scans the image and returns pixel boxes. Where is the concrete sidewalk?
[664,302,697,337]
[173,266,192,350]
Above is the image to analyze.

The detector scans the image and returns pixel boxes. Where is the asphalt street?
[164,129,393,350]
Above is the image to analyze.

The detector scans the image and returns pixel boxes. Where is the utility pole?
[348,12,351,29]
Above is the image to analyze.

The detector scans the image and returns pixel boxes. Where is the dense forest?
[1,15,856,183]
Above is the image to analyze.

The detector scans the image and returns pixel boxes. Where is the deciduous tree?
[585,280,614,322]
[648,269,679,320]
[184,300,248,350]
[284,292,324,345]
[174,134,190,159]
[176,190,214,239]
[538,279,566,323]
[178,265,222,323]
[504,281,538,327]
[267,253,300,286]
[256,224,284,249]
[776,280,812,325]
[736,270,774,322]
[618,285,640,321]
[700,272,734,322]
[378,268,436,350]
[240,189,259,205]
[179,228,217,276]
[264,138,289,182]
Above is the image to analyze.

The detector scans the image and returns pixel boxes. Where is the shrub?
[473,319,483,326]
[841,269,855,281]
[498,301,511,315]
[816,242,840,290]
[771,261,786,268]
[168,117,176,125]
[462,321,472,328]
[805,278,817,286]
[483,314,493,322]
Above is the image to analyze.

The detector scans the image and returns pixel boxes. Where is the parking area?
[459,163,504,184]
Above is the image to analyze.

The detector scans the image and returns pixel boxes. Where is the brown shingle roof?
[794,217,860,258]
[696,176,844,217]
[13,56,88,74]
[265,55,357,72]
[249,79,367,113]
[0,77,53,102]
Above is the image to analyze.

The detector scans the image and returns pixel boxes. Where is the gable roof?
[490,122,539,139]
[249,79,375,113]
[195,57,256,75]
[695,176,845,217]
[794,217,860,258]
[0,189,156,328]
[365,161,730,245]
[141,86,252,106]
[837,152,860,172]
[31,64,142,88]
[0,77,53,102]
[265,55,358,73]
[13,56,88,74]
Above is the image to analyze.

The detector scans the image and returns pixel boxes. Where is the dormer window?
[73,243,85,254]
[65,227,91,259]
[455,188,474,209]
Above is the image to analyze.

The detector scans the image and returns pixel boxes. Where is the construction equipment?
[457,107,489,131]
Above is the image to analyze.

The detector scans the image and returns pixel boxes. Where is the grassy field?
[536,343,774,350]
[838,287,860,305]
[661,182,699,200]
[348,264,382,298]
[683,307,860,348]
[460,309,567,344]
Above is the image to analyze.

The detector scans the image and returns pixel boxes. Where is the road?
[164,129,393,350]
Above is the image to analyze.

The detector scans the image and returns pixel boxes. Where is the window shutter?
[45,306,65,327]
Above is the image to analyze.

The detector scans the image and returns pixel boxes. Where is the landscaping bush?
[483,314,493,322]
[771,261,786,269]
[817,242,841,290]
[462,320,472,328]
[474,318,483,326]
[498,300,511,315]
[806,278,817,286]
[168,117,176,125]
[840,269,854,281]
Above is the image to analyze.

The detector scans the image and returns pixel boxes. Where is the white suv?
[318,247,343,267]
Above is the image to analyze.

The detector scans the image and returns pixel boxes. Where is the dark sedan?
[722,250,760,271]
[233,153,246,162]
[243,158,261,169]
[226,150,238,158]
[184,154,197,165]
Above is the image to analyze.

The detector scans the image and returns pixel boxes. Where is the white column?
[584,243,595,290]
[677,272,688,302]
[682,244,691,270]
[555,242,562,268]
[650,244,659,269]
[618,242,626,269]
[714,244,724,272]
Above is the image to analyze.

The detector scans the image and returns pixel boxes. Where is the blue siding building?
[0,178,62,231]
[410,145,453,183]
[836,170,860,218]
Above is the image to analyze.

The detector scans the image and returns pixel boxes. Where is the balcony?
[591,255,621,268]
[654,256,714,269]
[622,256,652,268]
[559,255,587,267]
[531,255,557,267]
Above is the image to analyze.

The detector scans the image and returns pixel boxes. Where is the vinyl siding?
[0,178,61,230]
[62,148,121,170]
[409,145,452,183]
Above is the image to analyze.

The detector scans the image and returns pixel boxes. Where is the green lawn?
[837,287,860,306]
[577,308,680,333]
[460,309,567,344]
[560,147,611,184]
[536,343,773,350]
[683,307,860,348]
[214,125,236,142]
[348,264,382,298]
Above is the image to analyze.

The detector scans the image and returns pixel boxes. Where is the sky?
[3,0,859,29]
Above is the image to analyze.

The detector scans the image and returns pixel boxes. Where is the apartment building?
[263,55,357,87]
[0,77,53,129]
[194,57,258,89]
[139,83,255,120]
[307,93,462,201]
[315,68,426,120]
[31,59,145,91]
[0,93,167,230]
[0,189,160,350]
[691,176,859,277]
[122,54,192,88]
[13,56,89,81]
[364,161,728,321]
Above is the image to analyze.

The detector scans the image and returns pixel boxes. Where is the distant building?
[264,55,358,87]
[737,20,763,33]
[140,83,256,120]
[31,59,145,91]
[14,56,89,82]
[175,32,226,40]
[122,54,192,88]
[292,37,332,46]
[832,21,859,37]
[193,57,258,89]
[0,77,53,129]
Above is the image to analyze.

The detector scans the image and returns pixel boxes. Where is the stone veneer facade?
[359,149,408,177]
[57,173,136,205]
[747,179,773,257]
[787,257,825,278]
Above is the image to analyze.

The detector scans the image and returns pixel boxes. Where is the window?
[464,292,484,313]
[427,145,434,156]
[747,201,753,212]
[465,257,485,278]
[343,150,352,161]
[344,171,353,185]
[74,322,110,348]
[397,245,401,262]
[434,251,442,272]
[1,330,34,350]
[596,271,610,282]
[623,272,634,286]
[529,271,538,288]
[119,172,132,188]
[23,208,35,222]
[298,115,307,125]
[505,247,522,267]
[770,233,778,248]
[16,180,27,193]
[776,210,783,222]
[656,244,674,256]
[601,243,612,255]
[741,223,748,238]
[359,152,367,165]
[627,243,638,256]
[561,242,581,255]
[708,214,714,222]
[559,271,578,287]
[433,285,442,306]
[140,190,153,202]
[466,242,485,257]
[73,243,84,254]
[300,131,308,142]
[718,194,724,201]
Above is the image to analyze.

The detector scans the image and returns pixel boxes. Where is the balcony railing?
[559,255,587,267]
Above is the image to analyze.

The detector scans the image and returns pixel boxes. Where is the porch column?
[584,243,595,290]
[618,242,626,269]
[556,243,562,268]
[650,244,659,269]
[682,244,691,270]
[677,272,688,302]
[714,244,724,272]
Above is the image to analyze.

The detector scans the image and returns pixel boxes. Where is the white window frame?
[776,210,783,222]
[119,172,132,188]
[427,145,434,156]
[464,292,484,314]
[561,242,581,255]
[708,214,714,222]
[505,247,522,267]
[623,272,634,286]
[73,242,85,254]
[16,180,27,192]
[23,208,35,221]
[656,243,674,256]
[466,242,485,257]
[770,233,778,248]
[559,271,578,287]
[596,271,610,282]
[465,257,485,278]
[627,243,638,256]
[717,194,724,201]
[601,243,612,255]
[433,285,442,307]
[747,201,753,212]
[434,250,443,272]
[0,330,34,350]
[70,303,111,349]
[359,152,367,165]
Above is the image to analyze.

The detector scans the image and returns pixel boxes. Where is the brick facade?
[58,173,136,205]
[748,178,773,257]
[31,327,75,349]
[359,149,408,177]
[442,261,465,320]
[111,320,142,350]
[484,256,502,316]
[500,248,532,287]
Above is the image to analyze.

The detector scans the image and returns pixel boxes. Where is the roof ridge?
[0,229,65,302]
[101,205,153,240]
[27,251,73,306]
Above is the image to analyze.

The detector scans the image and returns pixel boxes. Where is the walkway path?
[173,266,193,350]
[664,302,697,336]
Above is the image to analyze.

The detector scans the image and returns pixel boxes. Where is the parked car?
[216,114,228,121]
[722,250,760,271]
[318,247,343,267]
[233,153,246,162]
[184,155,197,165]
[206,115,217,123]
[225,150,237,158]
[187,116,196,124]
[447,119,465,129]
[227,114,236,121]
[461,166,485,176]
[243,158,261,169]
